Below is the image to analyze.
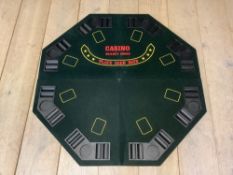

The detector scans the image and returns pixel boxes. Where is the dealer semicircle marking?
[81,43,155,67]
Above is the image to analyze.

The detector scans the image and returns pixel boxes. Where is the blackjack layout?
[33,14,206,166]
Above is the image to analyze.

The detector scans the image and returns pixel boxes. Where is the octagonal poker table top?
[33,14,206,166]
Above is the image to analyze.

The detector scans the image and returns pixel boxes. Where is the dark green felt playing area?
[33,14,206,165]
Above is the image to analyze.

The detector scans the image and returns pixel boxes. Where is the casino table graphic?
[33,14,206,165]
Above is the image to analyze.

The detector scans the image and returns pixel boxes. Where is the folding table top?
[33,14,206,165]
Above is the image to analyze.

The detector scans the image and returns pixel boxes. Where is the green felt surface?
[33,14,206,165]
